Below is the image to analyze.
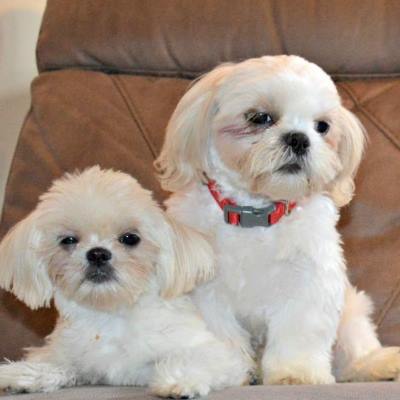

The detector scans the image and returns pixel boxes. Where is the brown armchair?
[1,1,400,398]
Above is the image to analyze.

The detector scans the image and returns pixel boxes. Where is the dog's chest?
[214,223,304,316]
[57,295,211,384]
[209,196,341,322]
[62,312,150,374]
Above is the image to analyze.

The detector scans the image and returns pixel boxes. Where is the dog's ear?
[157,217,214,299]
[329,107,366,207]
[155,64,234,192]
[0,211,53,309]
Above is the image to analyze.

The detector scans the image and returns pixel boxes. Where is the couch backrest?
[37,0,400,79]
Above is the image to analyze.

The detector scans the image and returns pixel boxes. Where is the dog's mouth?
[85,263,116,284]
[277,162,302,174]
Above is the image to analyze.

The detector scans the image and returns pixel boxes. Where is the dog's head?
[156,55,365,206]
[0,167,213,310]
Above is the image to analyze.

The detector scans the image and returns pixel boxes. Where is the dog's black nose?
[283,132,310,156]
[86,247,112,264]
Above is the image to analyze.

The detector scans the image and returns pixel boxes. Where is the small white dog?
[0,167,251,397]
[156,55,400,384]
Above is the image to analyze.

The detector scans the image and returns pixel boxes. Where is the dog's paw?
[244,368,262,386]
[151,381,210,399]
[265,366,335,385]
[340,346,400,382]
[0,361,75,393]
[151,358,212,398]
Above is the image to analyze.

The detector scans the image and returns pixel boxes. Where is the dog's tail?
[334,286,400,381]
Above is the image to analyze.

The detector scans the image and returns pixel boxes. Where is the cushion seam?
[376,276,400,328]
[37,64,400,81]
[108,75,157,160]
[339,83,400,151]
[347,82,399,105]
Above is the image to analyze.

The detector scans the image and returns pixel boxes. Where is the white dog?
[156,55,400,385]
[0,167,251,397]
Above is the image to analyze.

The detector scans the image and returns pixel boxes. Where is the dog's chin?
[84,263,116,284]
[69,279,141,312]
[250,167,311,201]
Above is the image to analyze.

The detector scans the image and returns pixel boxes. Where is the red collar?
[207,180,296,228]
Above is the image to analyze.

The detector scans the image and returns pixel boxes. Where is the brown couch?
[1,1,400,398]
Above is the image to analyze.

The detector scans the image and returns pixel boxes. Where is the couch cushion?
[37,0,400,79]
[0,70,400,360]
[3,383,400,400]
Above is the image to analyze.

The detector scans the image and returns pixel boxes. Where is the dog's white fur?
[0,167,251,396]
[156,55,400,384]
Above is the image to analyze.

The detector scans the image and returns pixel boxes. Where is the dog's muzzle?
[85,247,115,283]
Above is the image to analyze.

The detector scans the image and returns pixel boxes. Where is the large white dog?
[156,55,400,384]
[0,167,250,397]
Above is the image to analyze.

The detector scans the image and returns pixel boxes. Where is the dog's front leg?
[0,360,76,393]
[262,298,339,385]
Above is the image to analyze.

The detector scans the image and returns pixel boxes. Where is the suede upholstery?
[1,1,400,398]
[37,0,400,78]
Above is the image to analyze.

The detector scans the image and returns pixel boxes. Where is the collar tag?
[224,204,276,227]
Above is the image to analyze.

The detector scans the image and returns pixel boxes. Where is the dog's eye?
[119,233,141,247]
[60,236,79,246]
[246,111,275,127]
[315,120,330,135]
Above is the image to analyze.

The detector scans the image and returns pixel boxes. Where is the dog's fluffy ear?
[155,64,234,192]
[157,217,214,299]
[330,107,366,207]
[0,211,53,309]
